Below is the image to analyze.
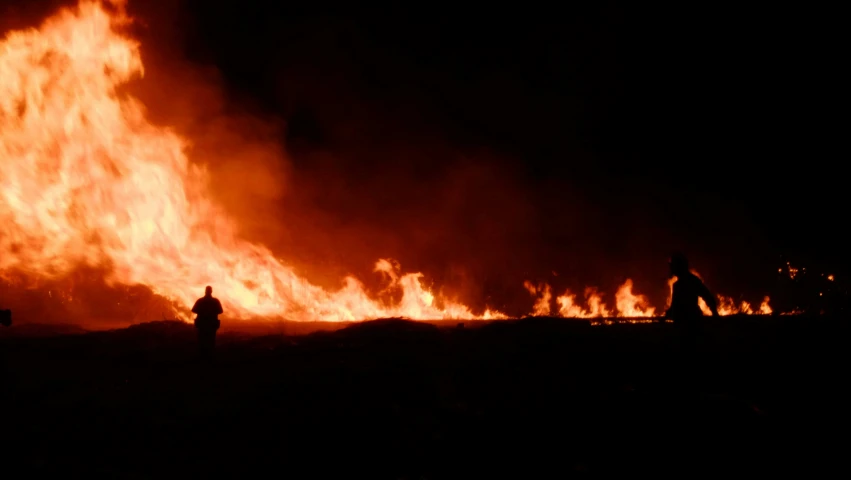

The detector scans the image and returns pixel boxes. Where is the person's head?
[204,285,213,297]
[669,252,689,277]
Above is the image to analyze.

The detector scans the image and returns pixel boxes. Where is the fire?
[555,287,611,318]
[0,0,792,324]
[758,296,772,314]
[0,1,505,322]
[523,281,553,316]
[669,270,773,316]
[614,279,655,317]
[528,279,655,318]
[525,271,777,320]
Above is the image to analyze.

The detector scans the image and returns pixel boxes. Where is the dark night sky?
[2,0,847,312]
[181,2,847,286]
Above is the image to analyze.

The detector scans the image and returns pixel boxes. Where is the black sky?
[2,0,847,312]
[178,4,845,239]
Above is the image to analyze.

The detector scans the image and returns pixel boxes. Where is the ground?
[0,316,848,478]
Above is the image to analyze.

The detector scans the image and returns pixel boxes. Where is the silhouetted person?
[664,253,718,353]
[191,286,223,359]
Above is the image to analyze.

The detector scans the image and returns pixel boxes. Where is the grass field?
[1,315,848,477]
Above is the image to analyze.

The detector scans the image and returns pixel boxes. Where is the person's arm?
[191,300,200,314]
[215,300,223,315]
[698,282,719,317]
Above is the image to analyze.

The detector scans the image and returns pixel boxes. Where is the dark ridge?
[0,322,89,338]
[337,317,440,335]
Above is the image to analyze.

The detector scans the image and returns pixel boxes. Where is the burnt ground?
[0,316,848,478]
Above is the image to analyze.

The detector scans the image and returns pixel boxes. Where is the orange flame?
[554,286,614,317]
[531,270,779,320]
[524,281,552,316]
[530,279,657,318]
[0,1,505,322]
[552,287,612,317]
[666,270,773,316]
[758,296,772,314]
[614,279,655,317]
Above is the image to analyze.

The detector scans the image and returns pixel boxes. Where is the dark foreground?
[1,316,848,478]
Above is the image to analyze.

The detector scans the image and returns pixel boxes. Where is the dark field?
[1,316,848,478]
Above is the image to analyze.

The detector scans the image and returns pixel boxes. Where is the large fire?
[0,1,775,324]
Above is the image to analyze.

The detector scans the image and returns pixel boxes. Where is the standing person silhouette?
[664,253,718,353]
[191,286,223,359]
